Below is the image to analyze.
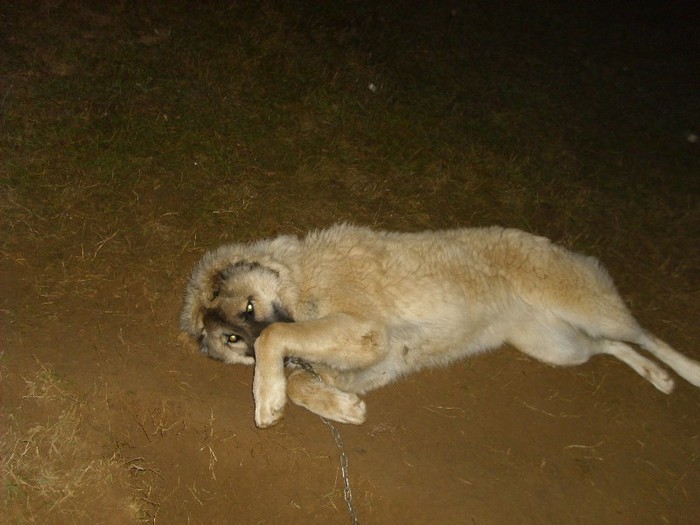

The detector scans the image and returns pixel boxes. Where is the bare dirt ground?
[2,1,699,524]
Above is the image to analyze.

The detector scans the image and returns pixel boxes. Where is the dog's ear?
[181,265,232,336]
[210,270,227,300]
[195,306,209,341]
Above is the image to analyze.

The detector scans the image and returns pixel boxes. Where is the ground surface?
[1,1,699,524]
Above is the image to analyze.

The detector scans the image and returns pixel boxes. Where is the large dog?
[180,224,700,428]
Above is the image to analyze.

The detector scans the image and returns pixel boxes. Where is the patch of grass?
[1,363,138,523]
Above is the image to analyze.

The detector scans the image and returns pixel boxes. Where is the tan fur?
[180,224,700,428]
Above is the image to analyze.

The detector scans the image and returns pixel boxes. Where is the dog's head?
[180,245,296,365]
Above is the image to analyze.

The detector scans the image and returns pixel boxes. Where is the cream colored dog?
[180,224,700,428]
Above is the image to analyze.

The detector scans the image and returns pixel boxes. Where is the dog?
[180,224,700,428]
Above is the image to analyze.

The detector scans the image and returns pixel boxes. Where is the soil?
[2,1,699,524]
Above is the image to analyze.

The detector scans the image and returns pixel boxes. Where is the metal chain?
[321,416,359,525]
[287,358,359,525]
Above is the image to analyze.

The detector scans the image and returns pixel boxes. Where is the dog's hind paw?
[649,368,675,395]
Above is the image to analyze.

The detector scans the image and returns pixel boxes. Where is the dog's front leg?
[252,314,384,428]
[252,333,287,428]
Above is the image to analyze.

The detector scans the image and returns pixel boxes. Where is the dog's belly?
[331,313,519,393]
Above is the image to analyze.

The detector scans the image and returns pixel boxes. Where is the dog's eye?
[225,334,241,344]
[245,299,254,316]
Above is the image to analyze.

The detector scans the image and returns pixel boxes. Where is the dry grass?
[1,363,138,523]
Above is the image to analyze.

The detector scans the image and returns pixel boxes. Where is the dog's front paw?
[253,371,287,428]
[288,377,367,425]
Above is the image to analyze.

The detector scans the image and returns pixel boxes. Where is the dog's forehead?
[205,300,243,325]
[202,306,230,329]
[218,274,260,298]
[217,281,253,302]
[221,262,278,289]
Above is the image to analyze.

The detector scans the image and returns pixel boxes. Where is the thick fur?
[180,224,700,428]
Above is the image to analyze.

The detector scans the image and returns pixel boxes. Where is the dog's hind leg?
[553,300,700,390]
[287,369,366,424]
[597,340,674,393]
[508,313,675,393]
